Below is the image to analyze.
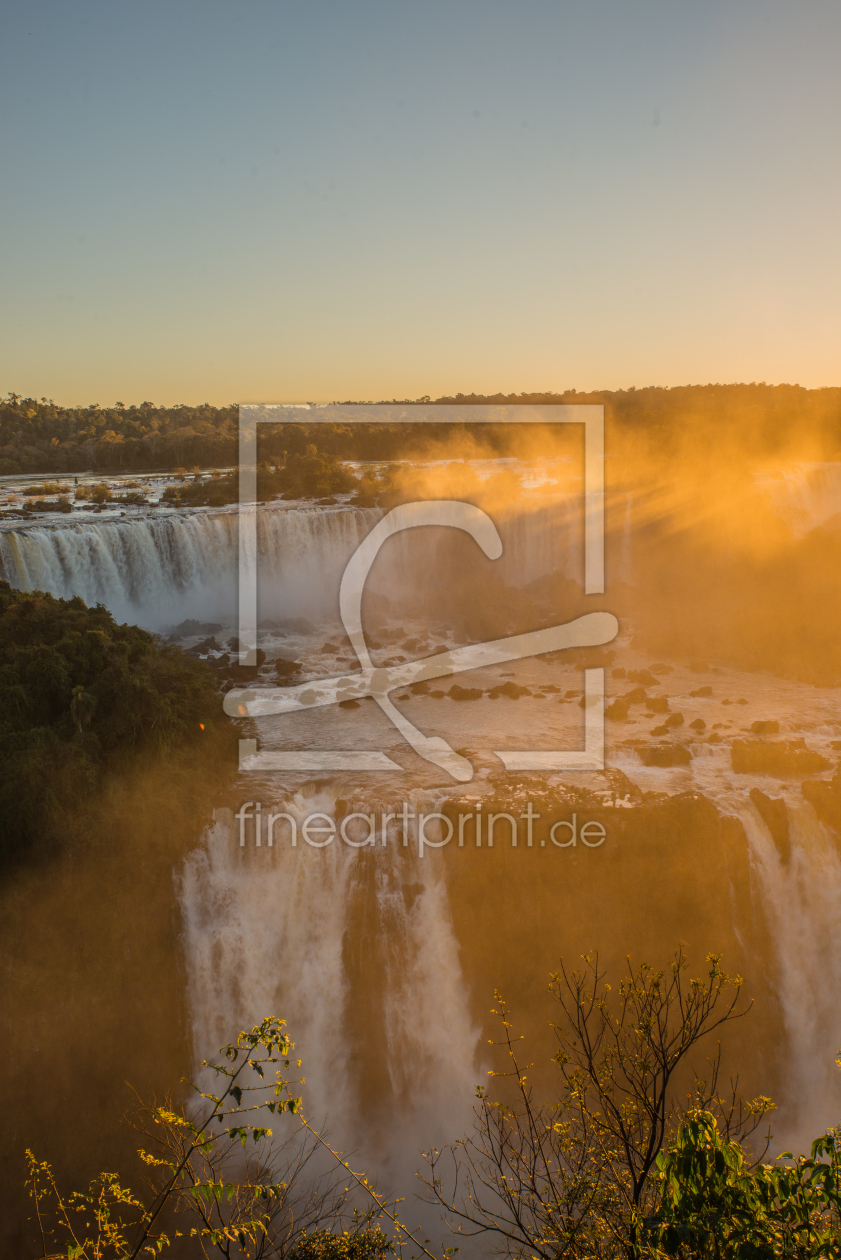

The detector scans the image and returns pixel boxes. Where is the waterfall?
[740,798,841,1149]
[0,507,380,628]
[0,496,587,629]
[755,462,841,537]
[178,791,482,1185]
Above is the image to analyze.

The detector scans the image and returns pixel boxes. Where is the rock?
[650,663,674,673]
[638,744,692,767]
[749,788,790,863]
[731,739,830,776]
[689,718,706,731]
[490,681,531,699]
[627,669,658,686]
[449,684,482,701]
[665,712,684,727]
[338,699,360,709]
[751,720,780,735]
[541,685,560,693]
[320,642,339,653]
[275,658,301,679]
[721,699,732,705]
[195,636,220,652]
[611,667,627,679]
[171,619,223,636]
[429,689,445,698]
[690,686,713,697]
[736,698,748,706]
[707,732,723,744]
[645,696,669,713]
[624,687,648,705]
[802,770,841,833]
[651,724,669,736]
[606,699,630,720]
[410,681,430,695]
[565,690,581,699]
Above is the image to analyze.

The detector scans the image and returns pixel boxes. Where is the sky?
[1,0,839,405]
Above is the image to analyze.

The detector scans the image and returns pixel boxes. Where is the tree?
[422,950,774,1259]
[25,1017,439,1260]
[645,1110,841,1258]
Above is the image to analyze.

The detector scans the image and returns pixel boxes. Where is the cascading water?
[179,790,482,1192]
[739,798,841,1149]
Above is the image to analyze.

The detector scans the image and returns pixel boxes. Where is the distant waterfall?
[756,462,841,537]
[0,495,586,628]
[0,507,379,628]
[740,799,841,1148]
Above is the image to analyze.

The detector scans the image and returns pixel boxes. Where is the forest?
[2,384,840,475]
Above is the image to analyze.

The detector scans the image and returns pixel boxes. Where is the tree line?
[2,384,839,475]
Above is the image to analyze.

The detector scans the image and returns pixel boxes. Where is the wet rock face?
[749,788,790,864]
[732,739,830,776]
[638,743,692,767]
[802,766,841,832]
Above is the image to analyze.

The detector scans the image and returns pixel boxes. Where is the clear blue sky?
[2,0,839,404]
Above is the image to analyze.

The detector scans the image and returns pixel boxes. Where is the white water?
[739,800,841,1148]
[756,462,841,537]
[0,494,585,630]
[179,791,481,1198]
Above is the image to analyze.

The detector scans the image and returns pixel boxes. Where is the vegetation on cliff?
[0,580,225,866]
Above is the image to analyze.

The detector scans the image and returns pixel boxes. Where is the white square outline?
[235,403,607,773]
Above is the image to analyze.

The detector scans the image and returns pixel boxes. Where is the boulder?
[690,686,713,697]
[627,669,658,686]
[689,718,706,731]
[490,681,531,699]
[664,712,684,727]
[638,744,692,767]
[449,684,482,701]
[275,658,301,679]
[645,696,669,713]
[751,720,780,735]
[731,739,830,776]
[606,699,630,720]
[624,687,648,705]
[611,667,627,679]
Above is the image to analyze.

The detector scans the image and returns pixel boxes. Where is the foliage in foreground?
[422,951,778,1258]
[24,955,841,1259]
[646,1110,841,1259]
[26,1017,434,1260]
[0,581,220,864]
